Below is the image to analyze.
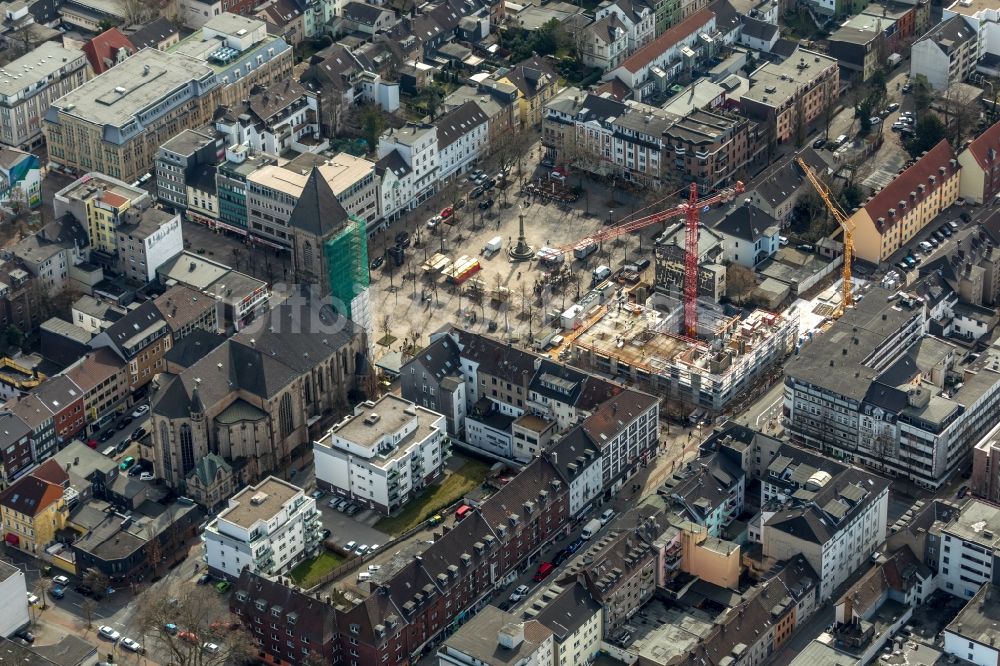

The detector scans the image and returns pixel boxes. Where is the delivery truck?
[581,518,602,540]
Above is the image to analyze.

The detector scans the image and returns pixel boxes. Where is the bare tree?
[379,314,393,347]
[135,584,257,666]
[726,264,757,304]
[80,598,96,630]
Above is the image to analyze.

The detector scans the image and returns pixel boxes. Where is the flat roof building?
[44,48,220,184]
[204,476,320,579]
[0,42,88,150]
[314,395,448,515]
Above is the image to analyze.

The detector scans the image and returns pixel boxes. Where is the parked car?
[98,626,121,642]
[178,631,198,644]
[812,137,826,149]
[119,456,136,471]
[50,586,64,599]
[15,630,34,644]
[948,220,960,231]
[440,206,453,219]
[131,405,149,418]
[164,623,178,635]
[131,427,147,441]
[345,540,357,552]
[600,508,615,525]
[139,472,154,481]
[121,638,143,653]
[901,83,912,93]
[356,544,369,556]
[320,528,331,540]
[508,584,530,602]
[99,430,114,442]
[471,186,485,199]
[957,485,969,499]
[886,102,899,112]
[370,256,385,270]
[26,593,38,605]
[53,575,69,586]
[478,198,494,210]
[550,171,567,183]
[427,215,442,228]
[203,643,220,654]
[533,562,555,582]
[346,504,360,516]
[197,574,212,585]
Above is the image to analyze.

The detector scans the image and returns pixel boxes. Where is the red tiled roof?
[30,459,69,487]
[863,139,957,234]
[82,28,135,76]
[99,191,129,208]
[965,117,1000,173]
[619,7,715,73]
[0,476,63,517]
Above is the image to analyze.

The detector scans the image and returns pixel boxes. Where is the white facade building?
[122,210,184,282]
[944,583,1000,666]
[909,16,978,91]
[0,561,29,637]
[376,123,439,215]
[203,477,319,579]
[594,0,655,54]
[313,395,447,515]
[939,499,1000,600]
[436,102,489,182]
[550,427,604,516]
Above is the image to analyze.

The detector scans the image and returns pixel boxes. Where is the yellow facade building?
[849,139,960,264]
[0,475,67,555]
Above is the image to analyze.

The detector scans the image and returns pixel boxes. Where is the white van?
[834,134,848,147]
[593,265,611,282]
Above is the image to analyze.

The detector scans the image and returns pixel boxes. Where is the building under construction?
[571,301,799,411]
[324,216,372,350]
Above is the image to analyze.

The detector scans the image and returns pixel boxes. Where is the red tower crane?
[554,180,745,338]
[683,183,700,338]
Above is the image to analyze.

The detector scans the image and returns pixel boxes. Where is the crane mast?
[555,181,745,338]
[796,157,853,312]
[684,183,699,338]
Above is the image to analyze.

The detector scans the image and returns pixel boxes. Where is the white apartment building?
[0,561,29,637]
[203,477,319,580]
[944,583,1000,666]
[214,83,327,158]
[0,42,88,150]
[910,16,978,91]
[594,0,655,54]
[436,102,489,182]
[785,288,1000,490]
[313,395,447,515]
[376,123,438,220]
[762,467,889,600]
[548,427,604,516]
[945,0,1000,73]
[117,208,184,282]
[582,390,659,495]
[939,499,1000,600]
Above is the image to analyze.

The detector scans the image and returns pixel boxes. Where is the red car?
[178,631,198,644]
[440,206,453,219]
[533,562,554,582]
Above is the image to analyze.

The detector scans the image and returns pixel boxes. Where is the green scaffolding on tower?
[324,215,369,320]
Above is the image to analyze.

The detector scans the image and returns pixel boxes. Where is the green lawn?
[288,551,345,589]
[375,459,489,536]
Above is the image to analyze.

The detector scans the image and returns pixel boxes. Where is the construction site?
[566,297,799,412]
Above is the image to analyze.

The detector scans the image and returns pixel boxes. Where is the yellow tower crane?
[796,157,854,313]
